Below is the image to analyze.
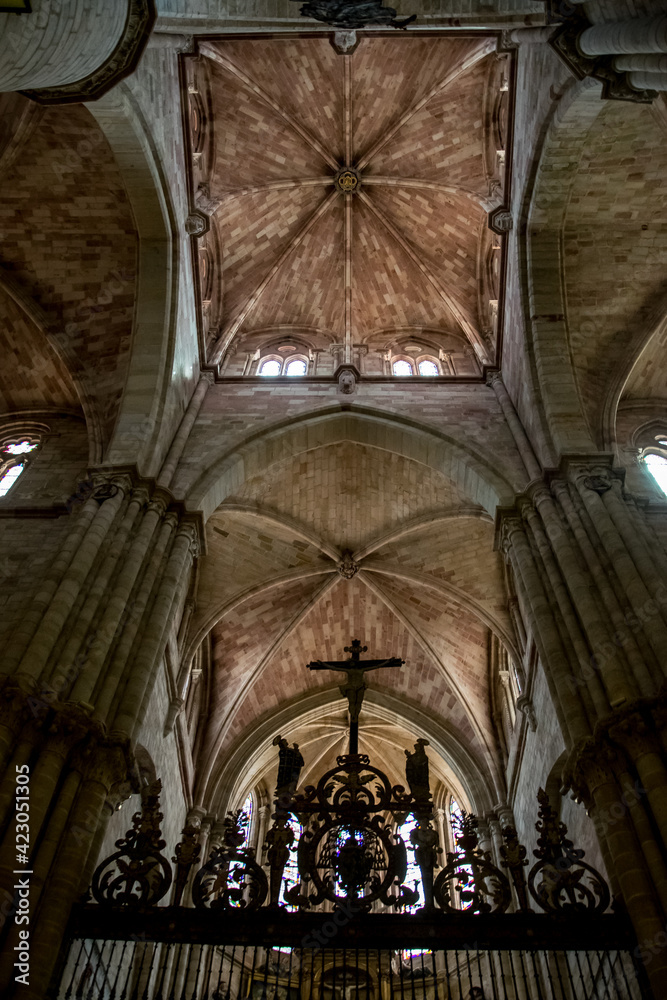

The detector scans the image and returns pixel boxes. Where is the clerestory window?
[391,356,441,377]
[0,436,41,498]
[258,355,308,376]
[644,453,667,496]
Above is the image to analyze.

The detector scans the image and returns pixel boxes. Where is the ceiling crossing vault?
[185,34,512,370]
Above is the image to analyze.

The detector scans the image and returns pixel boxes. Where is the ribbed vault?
[189,439,512,812]
[187,34,509,368]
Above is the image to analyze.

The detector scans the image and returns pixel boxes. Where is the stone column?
[0,0,155,103]
[498,455,667,998]
[255,804,271,865]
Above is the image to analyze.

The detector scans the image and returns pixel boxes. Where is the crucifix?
[307,639,404,754]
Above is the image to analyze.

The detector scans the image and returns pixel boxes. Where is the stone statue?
[405,738,431,803]
[290,1,416,29]
[272,735,304,797]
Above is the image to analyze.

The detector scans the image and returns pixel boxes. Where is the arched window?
[259,358,281,376]
[392,359,413,376]
[449,798,473,910]
[396,814,422,912]
[285,358,307,376]
[279,814,301,911]
[418,359,439,376]
[0,436,41,498]
[239,792,254,849]
[644,453,667,496]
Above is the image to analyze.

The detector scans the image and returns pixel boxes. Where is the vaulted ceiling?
[187,34,509,368]
[191,441,512,813]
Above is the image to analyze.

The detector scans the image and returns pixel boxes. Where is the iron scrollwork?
[528,788,610,915]
[91,780,172,906]
[192,810,268,911]
[280,753,419,911]
[433,811,511,915]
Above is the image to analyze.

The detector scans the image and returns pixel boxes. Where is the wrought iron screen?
[55,936,647,1000]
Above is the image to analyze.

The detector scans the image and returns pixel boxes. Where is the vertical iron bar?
[154,942,171,1000]
[454,950,464,999]
[517,950,531,999]
[111,940,130,1000]
[528,950,544,1000]
[129,940,152,1000]
[597,949,616,999]
[505,950,519,1000]
[144,941,161,1000]
[552,950,567,999]
[190,944,205,1000]
[201,943,215,1000]
[442,948,454,1000]
[541,950,557,999]
[485,947,500,1000]
[169,943,185,1000]
[464,948,475,999]
[63,938,87,1000]
[120,941,136,1000]
[409,945,416,1000]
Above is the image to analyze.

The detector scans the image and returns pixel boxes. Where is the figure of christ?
[307,639,404,753]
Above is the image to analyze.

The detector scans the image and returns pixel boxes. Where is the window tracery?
[0,435,41,498]
[258,355,309,376]
[391,354,441,377]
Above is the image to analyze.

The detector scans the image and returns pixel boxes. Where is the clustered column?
[498,461,667,992]
[0,472,201,1000]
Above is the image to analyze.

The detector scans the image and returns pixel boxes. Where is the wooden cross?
[307,639,404,754]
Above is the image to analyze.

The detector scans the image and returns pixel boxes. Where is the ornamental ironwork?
[192,810,268,911]
[91,779,172,906]
[433,810,511,915]
[88,641,612,926]
[528,787,610,915]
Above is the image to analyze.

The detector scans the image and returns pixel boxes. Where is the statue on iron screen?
[405,738,431,803]
[272,735,304,799]
[290,0,417,29]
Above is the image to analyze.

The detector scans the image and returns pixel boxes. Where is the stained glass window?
[418,360,439,376]
[392,359,413,376]
[397,814,422,913]
[645,454,667,496]
[259,359,281,376]
[285,358,307,376]
[449,798,473,910]
[279,814,301,911]
[239,793,253,849]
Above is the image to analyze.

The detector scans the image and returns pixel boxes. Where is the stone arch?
[204,687,498,821]
[86,81,183,478]
[186,405,516,521]
[523,76,605,459]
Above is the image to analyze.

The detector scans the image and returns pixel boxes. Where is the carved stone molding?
[21,0,157,106]
[488,206,513,234]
